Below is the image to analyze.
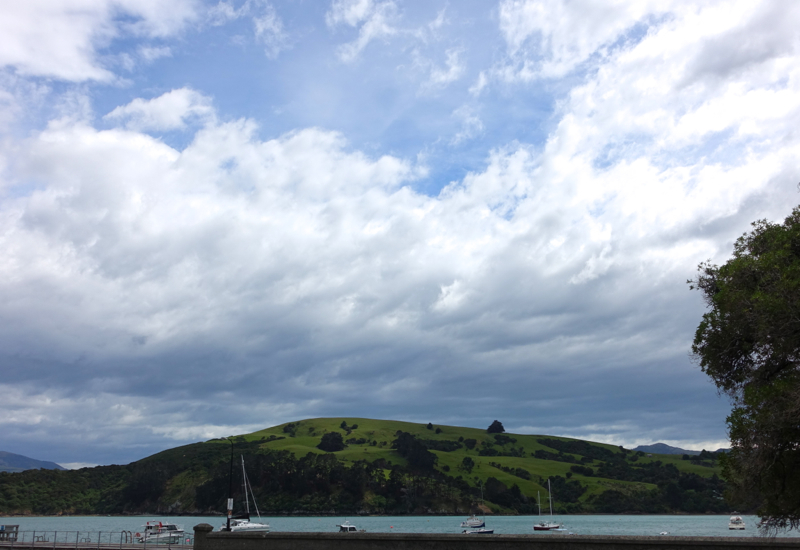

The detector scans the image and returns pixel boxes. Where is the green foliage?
[460,456,475,473]
[690,206,800,531]
[493,434,517,446]
[419,439,462,452]
[570,465,594,477]
[538,438,619,461]
[463,438,477,450]
[0,417,732,516]
[282,423,297,436]
[318,432,346,452]
[391,432,437,471]
[487,420,505,434]
[490,462,531,480]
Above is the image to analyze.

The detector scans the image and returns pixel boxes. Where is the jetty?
[0,527,191,550]
[192,523,799,550]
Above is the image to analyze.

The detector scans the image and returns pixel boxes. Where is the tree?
[487,420,505,434]
[317,432,346,452]
[690,205,800,532]
[391,432,437,471]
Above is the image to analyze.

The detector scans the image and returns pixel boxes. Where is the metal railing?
[0,531,193,549]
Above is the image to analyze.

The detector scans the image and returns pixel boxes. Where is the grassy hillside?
[0,418,730,516]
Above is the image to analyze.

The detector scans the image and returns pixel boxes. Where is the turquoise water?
[1,515,796,538]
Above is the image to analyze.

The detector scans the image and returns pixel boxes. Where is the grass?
[224,417,722,506]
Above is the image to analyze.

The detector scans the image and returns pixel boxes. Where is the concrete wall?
[193,523,800,550]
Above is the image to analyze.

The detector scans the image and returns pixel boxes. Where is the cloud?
[205,0,289,58]
[326,0,399,62]
[496,0,677,80]
[0,0,198,82]
[138,45,172,63]
[417,48,465,92]
[252,3,289,58]
[1,1,799,466]
[450,105,484,145]
[104,88,214,131]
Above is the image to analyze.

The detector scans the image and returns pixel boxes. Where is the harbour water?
[1,514,796,538]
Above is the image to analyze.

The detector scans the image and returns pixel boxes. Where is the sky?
[1,0,799,470]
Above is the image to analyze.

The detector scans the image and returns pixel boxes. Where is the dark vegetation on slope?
[0,418,734,516]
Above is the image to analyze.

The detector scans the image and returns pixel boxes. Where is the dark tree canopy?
[317,432,346,452]
[391,432,437,471]
[690,206,800,532]
[487,420,505,434]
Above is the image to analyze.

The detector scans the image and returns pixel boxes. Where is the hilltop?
[0,451,65,473]
[0,418,732,516]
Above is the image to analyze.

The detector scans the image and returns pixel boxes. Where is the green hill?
[0,418,731,516]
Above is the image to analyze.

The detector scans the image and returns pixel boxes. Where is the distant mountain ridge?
[633,443,728,455]
[0,451,65,473]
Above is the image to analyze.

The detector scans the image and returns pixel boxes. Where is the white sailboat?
[222,456,270,533]
[533,479,564,531]
[462,482,493,534]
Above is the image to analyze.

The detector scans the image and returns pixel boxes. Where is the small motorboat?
[533,521,563,531]
[463,528,494,534]
[337,521,365,533]
[135,521,185,544]
[460,515,485,528]
[729,515,745,530]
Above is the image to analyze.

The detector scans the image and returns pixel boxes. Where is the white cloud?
[104,88,214,131]
[2,1,800,463]
[450,105,484,145]
[204,0,289,58]
[418,48,465,91]
[496,0,678,80]
[0,0,198,82]
[253,3,289,58]
[326,0,399,62]
[138,45,172,63]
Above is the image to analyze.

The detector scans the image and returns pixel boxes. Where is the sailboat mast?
[548,479,553,517]
[241,456,250,515]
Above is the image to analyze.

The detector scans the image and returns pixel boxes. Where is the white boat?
[460,515,485,528]
[228,516,270,533]
[135,521,185,543]
[462,482,492,534]
[337,520,365,532]
[462,528,494,534]
[729,515,745,530]
[222,456,269,533]
[533,481,563,531]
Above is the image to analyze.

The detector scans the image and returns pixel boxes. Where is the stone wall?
[193,523,800,550]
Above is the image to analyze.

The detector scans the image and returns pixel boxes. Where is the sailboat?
[533,479,563,531]
[462,482,493,534]
[222,456,270,533]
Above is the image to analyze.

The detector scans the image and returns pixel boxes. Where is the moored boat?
[533,481,563,531]
[729,515,745,530]
[135,521,184,543]
[460,515,485,529]
[222,457,269,533]
[338,521,365,532]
